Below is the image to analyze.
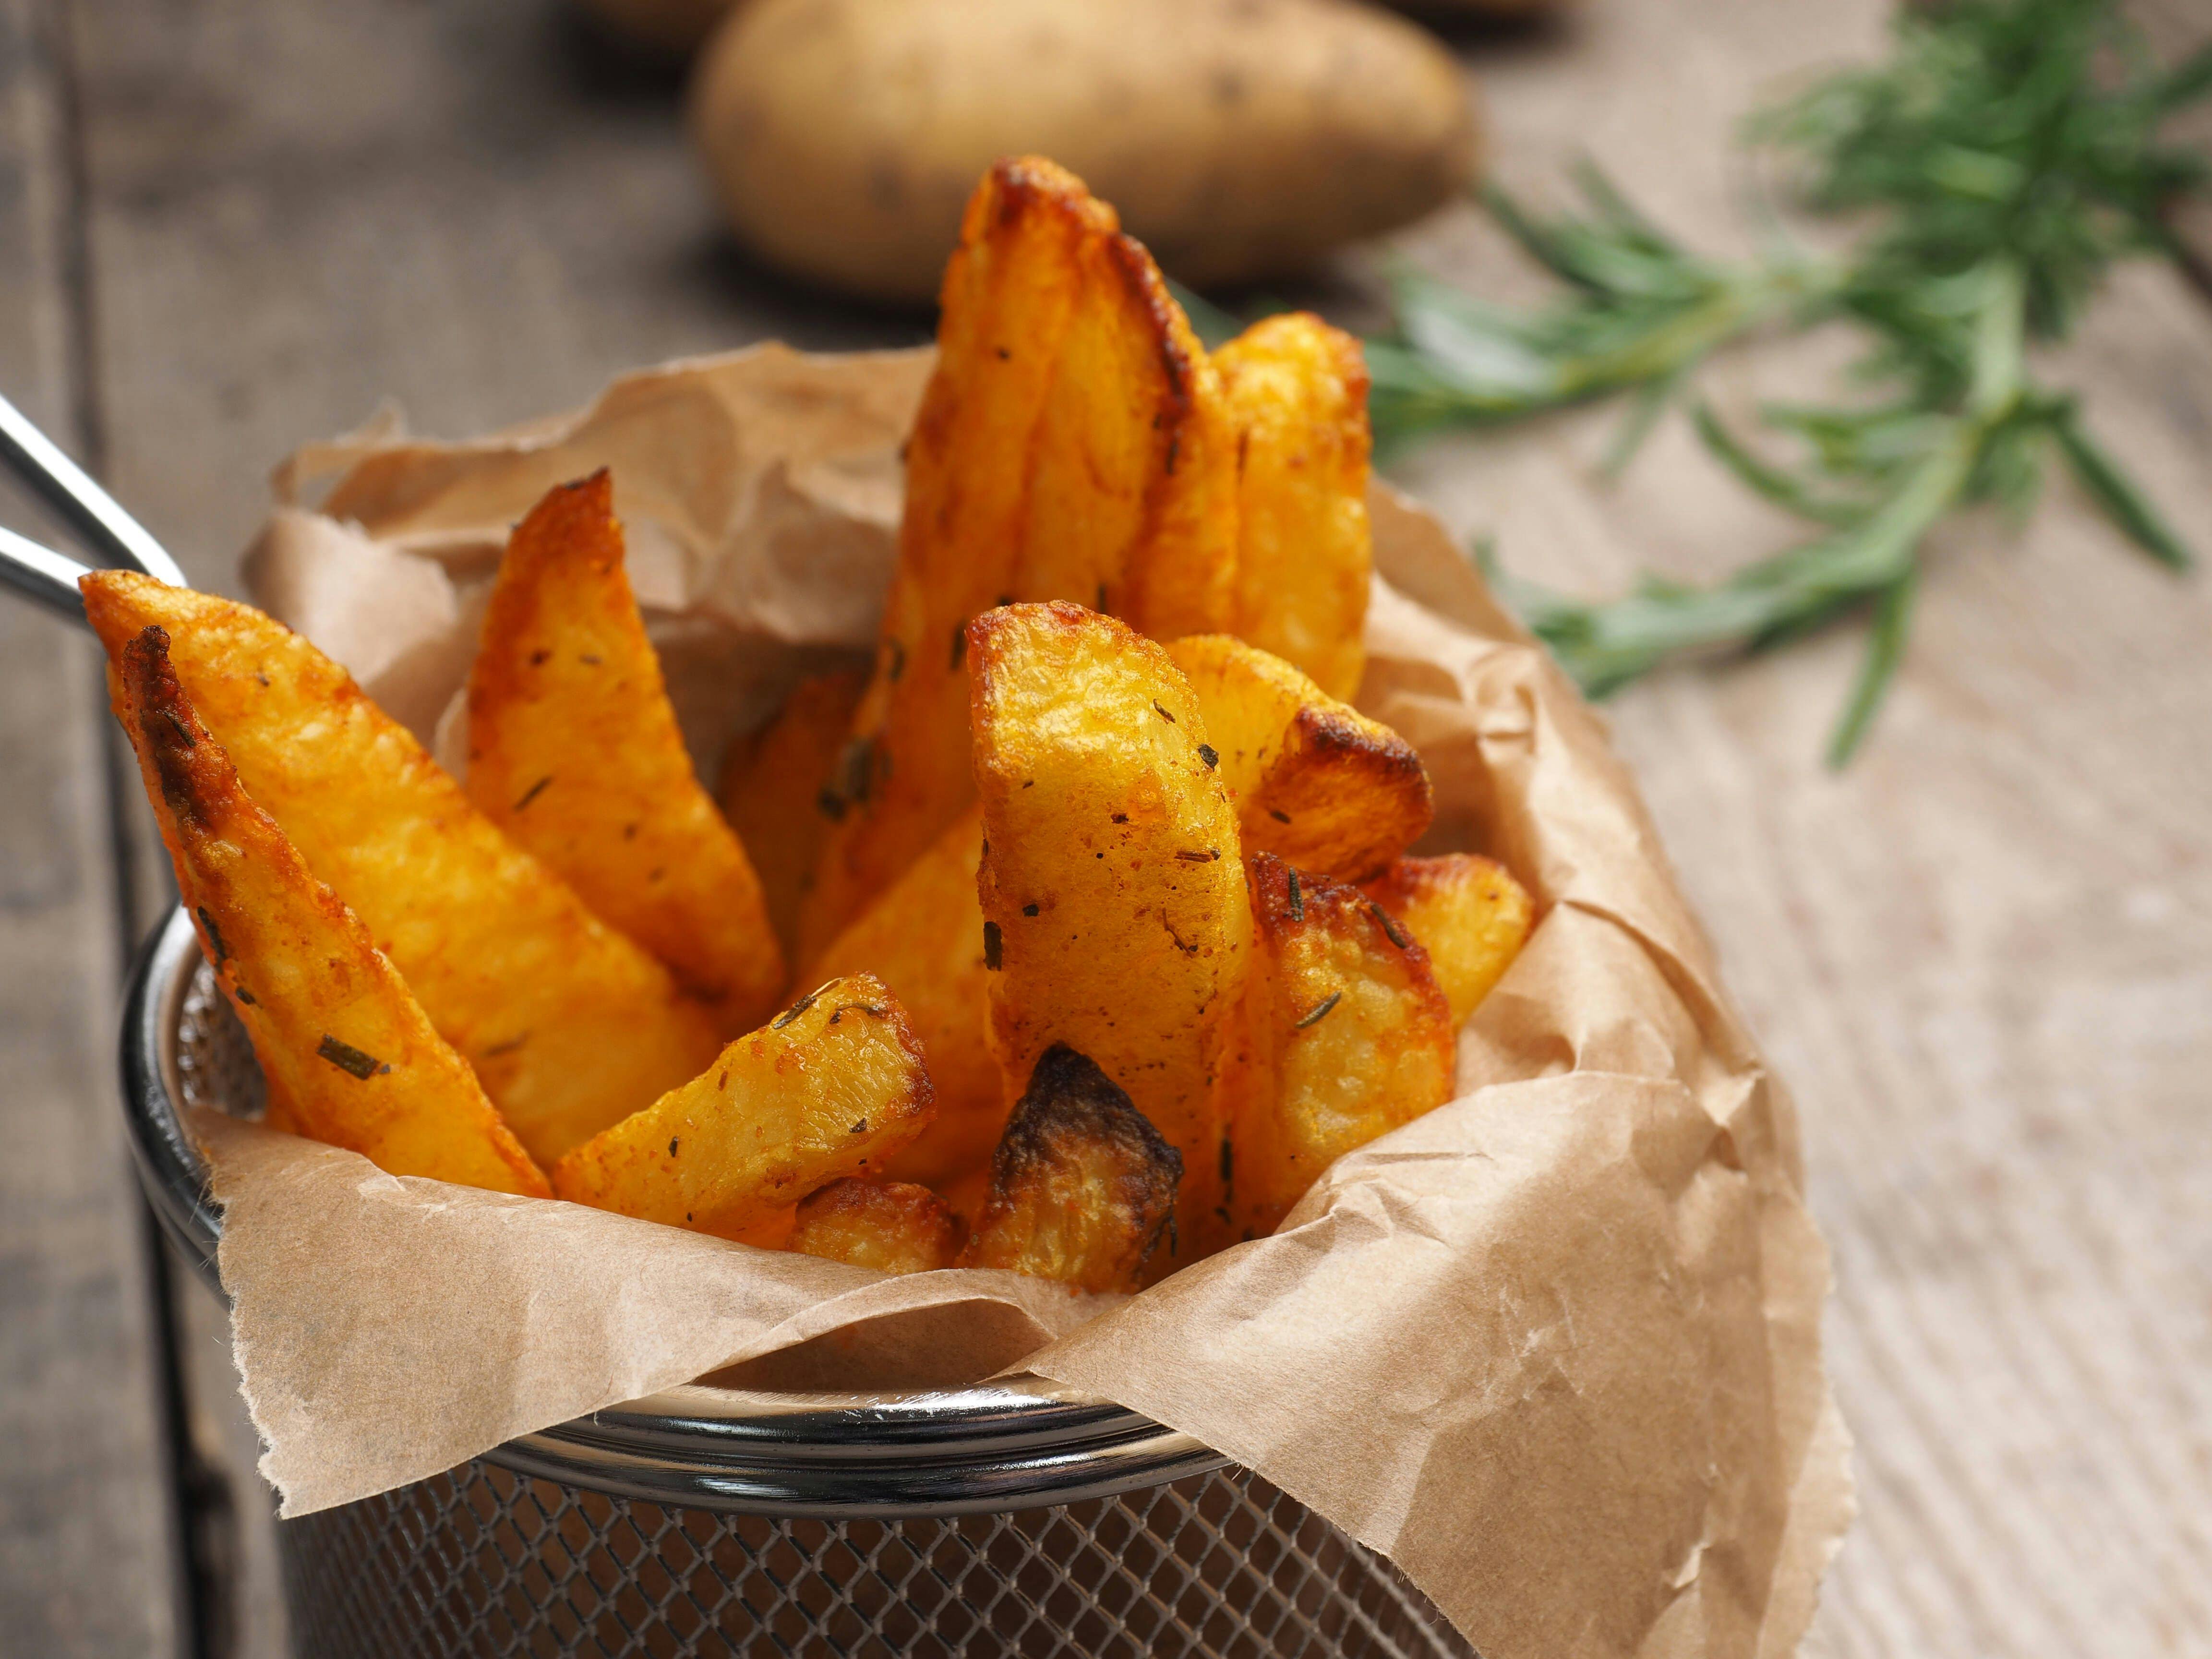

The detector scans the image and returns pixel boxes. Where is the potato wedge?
[1216,312,1373,702]
[1165,634,1430,882]
[1030,220,1237,648]
[717,667,867,965]
[799,156,1237,958]
[789,1178,961,1274]
[469,472,784,1036]
[1362,854,1535,1025]
[969,601,1247,1243]
[1226,852,1455,1238]
[82,573,721,1166]
[807,805,1002,1190]
[551,974,934,1243]
[107,625,547,1197]
[960,1044,1182,1292]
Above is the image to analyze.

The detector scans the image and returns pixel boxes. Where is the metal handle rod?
[0,526,95,625]
[0,389,187,587]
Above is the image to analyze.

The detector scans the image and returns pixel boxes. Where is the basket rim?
[120,904,1227,1515]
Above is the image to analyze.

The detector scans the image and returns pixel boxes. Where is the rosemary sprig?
[1366,168,1842,466]
[1370,0,2212,761]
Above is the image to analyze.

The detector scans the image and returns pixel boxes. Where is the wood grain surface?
[1,0,2206,1654]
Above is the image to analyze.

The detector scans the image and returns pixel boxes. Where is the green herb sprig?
[1370,0,2212,763]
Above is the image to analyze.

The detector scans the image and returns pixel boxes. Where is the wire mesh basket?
[122,906,1473,1658]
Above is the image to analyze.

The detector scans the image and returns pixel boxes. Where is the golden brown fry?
[717,667,867,965]
[789,1178,961,1274]
[469,472,785,1036]
[797,160,1101,957]
[1225,852,1455,1239]
[807,805,1003,1190]
[970,602,1248,1247]
[551,974,934,1243]
[1362,854,1535,1025]
[1164,634,1431,882]
[1215,312,1373,702]
[81,573,721,1167]
[960,1045,1182,1292]
[799,156,1237,959]
[107,625,547,1197]
[1030,221,1237,647]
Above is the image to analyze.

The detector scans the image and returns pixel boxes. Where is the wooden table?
[1,0,2205,1653]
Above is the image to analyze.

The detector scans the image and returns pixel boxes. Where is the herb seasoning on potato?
[968,601,1250,1249]
[83,571,723,1167]
[468,471,785,1038]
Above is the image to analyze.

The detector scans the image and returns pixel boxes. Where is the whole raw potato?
[688,0,1480,303]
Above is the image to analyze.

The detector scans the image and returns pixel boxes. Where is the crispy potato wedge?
[934,1163,995,1236]
[551,974,934,1243]
[789,1178,961,1274]
[1362,854,1535,1025]
[1225,853,1455,1238]
[82,573,721,1166]
[1165,634,1430,882]
[969,602,1248,1243]
[108,625,547,1197]
[799,156,1237,958]
[717,667,867,965]
[1029,215,1237,648]
[1215,312,1373,702]
[469,473,784,1036]
[960,1044,1182,1292]
[807,805,1003,1190]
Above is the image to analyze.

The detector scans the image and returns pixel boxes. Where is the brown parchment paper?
[216,342,1851,1659]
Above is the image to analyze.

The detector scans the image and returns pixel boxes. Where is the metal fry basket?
[122,907,1473,1658]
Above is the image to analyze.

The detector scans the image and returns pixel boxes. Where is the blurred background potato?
[685,0,1481,303]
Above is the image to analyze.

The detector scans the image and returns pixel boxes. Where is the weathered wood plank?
[1378,2,2212,1653]
[0,0,181,1652]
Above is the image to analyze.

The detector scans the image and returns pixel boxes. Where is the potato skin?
[1216,313,1374,703]
[798,158,1235,955]
[105,625,547,1197]
[717,667,868,967]
[469,472,784,1037]
[82,572,722,1167]
[1362,854,1534,1025]
[968,602,1249,1245]
[807,806,1004,1191]
[961,1044,1183,1293]
[1166,634,1431,882]
[789,1178,961,1274]
[1224,852,1456,1239]
[689,0,1478,304]
[552,974,934,1243]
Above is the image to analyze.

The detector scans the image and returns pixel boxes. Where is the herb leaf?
[1367,0,2206,758]
[2052,409,2194,571]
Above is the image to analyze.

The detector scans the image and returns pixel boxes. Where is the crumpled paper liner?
[211,342,1850,1658]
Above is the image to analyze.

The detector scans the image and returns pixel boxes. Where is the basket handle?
[0,525,96,623]
[0,387,190,626]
